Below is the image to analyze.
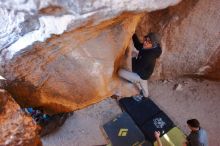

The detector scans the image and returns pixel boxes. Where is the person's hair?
[144,33,154,42]
[187,119,200,128]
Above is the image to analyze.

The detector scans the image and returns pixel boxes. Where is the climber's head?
[143,35,153,49]
[143,32,160,49]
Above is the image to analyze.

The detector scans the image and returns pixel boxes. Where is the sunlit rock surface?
[0,0,181,60]
[0,90,42,146]
[136,0,220,80]
[4,14,142,113]
[0,0,181,113]
[1,0,219,114]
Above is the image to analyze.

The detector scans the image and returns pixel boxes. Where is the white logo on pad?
[153,118,166,128]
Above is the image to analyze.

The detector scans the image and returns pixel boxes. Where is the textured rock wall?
[3,0,220,113]
[0,0,180,60]
[0,0,182,113]
[4,14,142,113]
[0,90,42,146]
[136,0,220,80]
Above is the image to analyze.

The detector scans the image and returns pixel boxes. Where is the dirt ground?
[42,78,220,146]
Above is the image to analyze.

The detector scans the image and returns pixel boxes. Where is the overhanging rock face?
[0,0,181,57]
[4,14,143,113]
[0,0,182,113]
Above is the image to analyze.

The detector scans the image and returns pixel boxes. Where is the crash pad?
[153,127,186,146]
[141,112,175,142]
[119,97,161,126]
[103,112,149,146]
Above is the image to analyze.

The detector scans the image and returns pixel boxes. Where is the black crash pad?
[141,112,175,142]
[119,97,161,126]
[103,112,150,146]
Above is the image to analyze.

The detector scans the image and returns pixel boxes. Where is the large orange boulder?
[3,14,142,113]
[2,0,219,114]
[0,0,182,113]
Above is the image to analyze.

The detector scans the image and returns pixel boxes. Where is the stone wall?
[136,0,220,80]
[0,90,42,146]
[0,0,181,113]
[0,0,219,113]
[4,14,142,113]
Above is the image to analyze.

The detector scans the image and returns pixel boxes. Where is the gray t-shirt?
[187,128,208,146]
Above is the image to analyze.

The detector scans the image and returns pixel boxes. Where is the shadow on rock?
[23,107,73,137]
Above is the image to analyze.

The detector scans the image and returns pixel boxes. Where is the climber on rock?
[118,33,162,98]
